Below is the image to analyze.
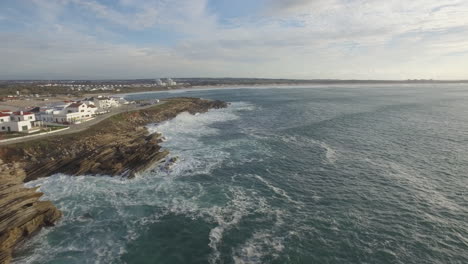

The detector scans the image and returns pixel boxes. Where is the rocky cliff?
[0,160,62,264]
[0,97,227,264]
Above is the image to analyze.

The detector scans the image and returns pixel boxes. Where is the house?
[0,113,11,124]
[67,102,89,113]
[93,96,120,109]
[0,111,41,133]
[36,101,97,124]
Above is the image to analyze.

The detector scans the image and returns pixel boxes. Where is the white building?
[93,96,121,109]
[155,79,166,86]
[166,78,177,86]
[36,102,97,124]
[0,111,40,133]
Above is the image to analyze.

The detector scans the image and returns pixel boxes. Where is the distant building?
[166,78,177,86]
[154,79,165,86]
[93,96,121,109]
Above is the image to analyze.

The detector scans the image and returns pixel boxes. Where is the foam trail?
[206,188,259,264]
[319,141,337,164]
[279,135,338,164]
[254,175,301,205]
[233,232,286,264]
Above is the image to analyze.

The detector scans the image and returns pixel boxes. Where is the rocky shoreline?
[0,97,227,264]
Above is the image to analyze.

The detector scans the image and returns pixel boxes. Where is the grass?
[43,125,67,131]
[0,132,31,140]
[0,126,68,140]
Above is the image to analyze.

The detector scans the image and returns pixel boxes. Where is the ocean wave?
[380,160,465,213]
[146,102,256,176]
[278,135,338,164]
[204,185,288,264]
[232,231,286,264]
[206,187,256,264]
[254,175,301,205]
[17,101,267,264]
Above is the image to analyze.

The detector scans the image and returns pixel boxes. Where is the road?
[0,102,165,146]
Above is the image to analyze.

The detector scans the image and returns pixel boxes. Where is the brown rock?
[0,161,62,264]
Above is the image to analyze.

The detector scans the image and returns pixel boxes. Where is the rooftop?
[68,103,84,108]
[12,111,34,116]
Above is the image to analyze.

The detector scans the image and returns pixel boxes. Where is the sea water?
[15,85,468,263]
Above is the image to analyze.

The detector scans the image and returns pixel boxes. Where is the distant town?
[0,78,184,98]
[1,77,468,142]
[2,78,468,98]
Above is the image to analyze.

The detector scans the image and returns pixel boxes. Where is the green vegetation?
[0,84,72,97]
[0,126,68,140]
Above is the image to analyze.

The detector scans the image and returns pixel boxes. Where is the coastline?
[117,82,468,98]
[0,97,227,264]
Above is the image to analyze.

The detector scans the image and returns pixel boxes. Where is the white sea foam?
[254,175,301,206]
[233,231,286,264]
[207,188,251,264]
[147,102,253,176]
[17,101,273,264]
[319,141,337,164]
[362,157,465,213]
[202,183,289,264]
[279,135,338,164]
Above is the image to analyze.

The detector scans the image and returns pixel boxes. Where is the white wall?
[1,120,32,132]
[0,116,11,123]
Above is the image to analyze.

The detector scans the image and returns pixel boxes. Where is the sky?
[0,0,468,80]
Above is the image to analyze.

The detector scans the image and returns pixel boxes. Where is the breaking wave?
[17,101,288,264]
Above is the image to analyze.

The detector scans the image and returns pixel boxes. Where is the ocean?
[16,85,468,263]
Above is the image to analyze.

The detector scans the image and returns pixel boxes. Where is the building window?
[22,125,28,131]
[0,119,3,122]
[29,116,33,119]
[1,127,4,130]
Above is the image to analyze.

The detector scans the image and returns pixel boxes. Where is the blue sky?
[1,0,468,79]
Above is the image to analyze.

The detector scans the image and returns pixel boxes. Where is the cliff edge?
[0,160,62,264]
[0,97,227,264]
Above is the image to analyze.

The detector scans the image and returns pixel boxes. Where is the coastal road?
[0,102,166,146]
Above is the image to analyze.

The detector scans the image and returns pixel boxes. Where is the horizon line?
[1,78,468,82]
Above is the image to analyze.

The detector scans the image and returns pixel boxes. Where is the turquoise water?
[17,85,468,263]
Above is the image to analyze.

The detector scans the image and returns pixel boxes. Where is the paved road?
[0,102,165,146]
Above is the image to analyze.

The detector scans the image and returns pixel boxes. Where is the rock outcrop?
[0,97,227,181]
[0,160,62,264]
[0,97,227,263]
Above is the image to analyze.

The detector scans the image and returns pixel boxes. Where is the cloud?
[1,0,468,79]
[266,0,333,13]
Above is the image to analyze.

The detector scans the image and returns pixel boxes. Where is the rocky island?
[0,97,227,264]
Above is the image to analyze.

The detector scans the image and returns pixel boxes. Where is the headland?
[0,97,227,264]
